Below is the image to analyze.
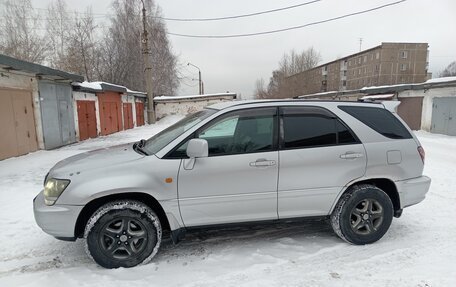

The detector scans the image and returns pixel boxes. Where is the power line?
[167,0,407,39]
[0,0,321,22]
[157,0,321,22]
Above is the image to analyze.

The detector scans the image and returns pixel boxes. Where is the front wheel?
[330,184,393,245]
[84,200,162,268]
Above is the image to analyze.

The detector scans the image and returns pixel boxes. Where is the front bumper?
[33,190,83,239]
[397,175,431,208]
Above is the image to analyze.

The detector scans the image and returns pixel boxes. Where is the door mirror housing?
[186,138,208,158]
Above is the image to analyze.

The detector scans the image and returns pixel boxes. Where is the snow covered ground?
[0,117,455,287]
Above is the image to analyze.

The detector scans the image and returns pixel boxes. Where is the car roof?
[208,99,383,110]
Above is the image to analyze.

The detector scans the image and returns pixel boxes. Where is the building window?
[358,57,362,64]
[343,70,347,76]
[343,80,347,86]
[371,54,374,60]
[400,63,407,71]
[376,52,380,59]
[349,60,352,66]
[375,64,379,71]
[358,68,361,75]
[400,51,408,59]
[364,67,367,74]
[364,55,367,63]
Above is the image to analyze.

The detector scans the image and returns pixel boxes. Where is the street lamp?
[187,62,203,95]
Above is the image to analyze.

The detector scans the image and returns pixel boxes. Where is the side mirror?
[186,138,208,158]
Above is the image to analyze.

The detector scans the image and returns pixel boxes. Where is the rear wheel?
[331,184,393,245]
[84,200,162,268]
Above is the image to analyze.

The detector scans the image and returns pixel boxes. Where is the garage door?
[98,92,122,136]
[431,97,456,136]
[38,81,76,149]
[123,103,134,130]
[0,89,38,160]
[77,100,97,141]
[135,102,145,126]
[397,97,423,130]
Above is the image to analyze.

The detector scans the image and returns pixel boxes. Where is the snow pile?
[0,119,455,286]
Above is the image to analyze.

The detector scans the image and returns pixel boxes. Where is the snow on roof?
[73,81,129,93]
[361,94,395,100]
[425,76,456,84]
[126,88,146,95]
[154,92,237,101]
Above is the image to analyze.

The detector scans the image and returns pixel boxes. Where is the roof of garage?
[73,81,128,93]
[0,54,84,82]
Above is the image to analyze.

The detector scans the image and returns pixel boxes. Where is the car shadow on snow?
[156,218,337,261]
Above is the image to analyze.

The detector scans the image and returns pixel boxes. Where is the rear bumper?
[396,175,431,208]
[33,190,83,239]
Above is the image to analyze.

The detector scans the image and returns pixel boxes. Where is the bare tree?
[440,61,456,77]
[46,0,71,69]
[0,0,48,63]
[96,0,178,95]
[255,47,321,99]
[64,8,98,81]
[279,47,321,77]
[254,78,269,99]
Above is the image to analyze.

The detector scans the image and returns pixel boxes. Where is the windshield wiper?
[133,139,149,156]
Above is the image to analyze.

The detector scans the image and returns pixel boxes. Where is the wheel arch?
[74,192,171,238]
[331,178,401,216]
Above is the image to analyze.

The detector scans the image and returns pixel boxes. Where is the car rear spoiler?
[382,101,401,113]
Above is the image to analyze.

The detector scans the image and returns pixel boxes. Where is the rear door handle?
[249,159,276,167]
[340,152,364,159]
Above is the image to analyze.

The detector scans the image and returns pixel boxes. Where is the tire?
[330,184,393,245]
[84,200,162,268]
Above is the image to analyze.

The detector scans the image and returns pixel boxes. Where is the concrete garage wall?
[154,93,237,120]
[0,72,45,149]
[398,86,456,132]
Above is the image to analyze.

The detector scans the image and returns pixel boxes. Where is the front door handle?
[249,159,276,167]
[340,152,364,159]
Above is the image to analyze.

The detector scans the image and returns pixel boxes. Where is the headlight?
[44,178,70,206]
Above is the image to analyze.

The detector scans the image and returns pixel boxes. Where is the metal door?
[77,100,97,140]
[123,103,133,130]
[135,102,145,126]
[431,97,456,136]
[38,82,76,149]
[397,97,423,130]
[0,89,38,160]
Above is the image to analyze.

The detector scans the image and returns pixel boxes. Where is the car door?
[278,106,366,218]
[175,107,279,227]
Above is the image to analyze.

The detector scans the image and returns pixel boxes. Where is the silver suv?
[34,100,431,268]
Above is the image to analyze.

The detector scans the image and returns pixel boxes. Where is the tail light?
[417,146,425,163]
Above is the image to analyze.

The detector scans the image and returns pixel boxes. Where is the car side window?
[281,106,358,150]
[167,108,277,158]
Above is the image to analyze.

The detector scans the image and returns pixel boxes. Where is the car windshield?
[143,108,217,155]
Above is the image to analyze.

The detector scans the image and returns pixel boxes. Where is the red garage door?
[77,100,97,141]
[135,102,145,126]
[98,92,123,136]
[123,103,134,130]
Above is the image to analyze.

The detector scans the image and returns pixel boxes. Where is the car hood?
[49,143,145,177]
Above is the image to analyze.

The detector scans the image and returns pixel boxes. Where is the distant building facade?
[284,42,429,98]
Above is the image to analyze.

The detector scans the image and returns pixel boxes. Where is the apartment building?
[284,42,429,98]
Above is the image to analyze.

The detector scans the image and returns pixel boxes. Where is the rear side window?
[338,106,412,139]
[281,107,358,149]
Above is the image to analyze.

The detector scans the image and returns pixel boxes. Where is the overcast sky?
[35,0,456,98]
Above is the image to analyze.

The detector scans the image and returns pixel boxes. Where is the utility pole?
[359,37,363,52]
[141,0,155,124]
[187,62,202,95]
